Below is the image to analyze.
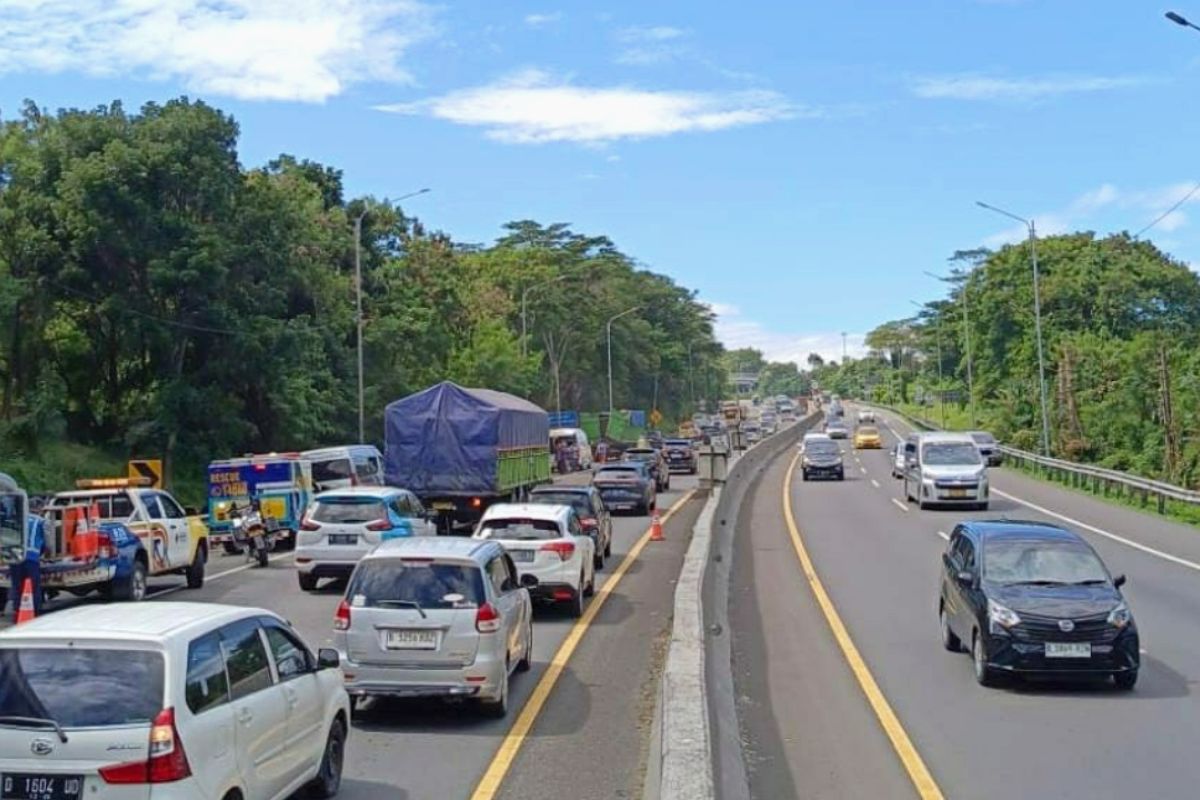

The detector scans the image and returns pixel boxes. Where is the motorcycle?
[228,502,275,568]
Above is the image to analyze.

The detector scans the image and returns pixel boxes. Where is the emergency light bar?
[75,477,153,489]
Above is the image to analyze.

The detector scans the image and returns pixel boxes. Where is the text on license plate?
[328,534,357,545]
[385,630,438,650]
[509,549,536,563]
[1045,642,1091,658]
[2,774,84,800]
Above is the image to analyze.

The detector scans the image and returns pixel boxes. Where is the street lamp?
[606,306,641,413]
[353,188,431,443]
[976,200,1052,456]
[520,275,567,358]
[1166,11,1200,32]
[911,300,946,428]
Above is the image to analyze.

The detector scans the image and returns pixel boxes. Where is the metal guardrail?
[876,403,1200,515]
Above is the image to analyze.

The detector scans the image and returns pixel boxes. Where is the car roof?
[917,432,976,444]
[365,536,499,563]
[480,503,572,524]
[0,602,263,643]
[531,484,595,495]
[314,486,403,500]
[302,445,381,460]
[959,519,1081,544]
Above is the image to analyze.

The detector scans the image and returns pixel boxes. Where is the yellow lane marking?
[470,489,698,800]
[890,498,909,513]
[782,452,945,800]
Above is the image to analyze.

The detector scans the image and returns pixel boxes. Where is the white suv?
[474,503,596,617]
[0,602,350,800]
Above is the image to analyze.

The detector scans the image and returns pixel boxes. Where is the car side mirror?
[520,573,540,589]
[317,648,340,670]
[184,506,200,517]
[956,570,975,587]
[1113,574,1126,589]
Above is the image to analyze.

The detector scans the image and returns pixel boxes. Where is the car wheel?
[594,549,605,570]
[837,469,844,481]
[111,560,148,602]
[1113,670,1138,691]
[517,621,533,673]
[479,666,510,718]
[972,631,998,687]
[298,572,319,591]
[569,583,585,618]
[307,720,346,799]
[585,566,596,597]
[940,605,962,652]
[604,535,612,559]
[977,502,990,512]
[801,470,809,482]
[186,546,206,589]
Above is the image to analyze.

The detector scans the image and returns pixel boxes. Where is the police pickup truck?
[0,478,209,604]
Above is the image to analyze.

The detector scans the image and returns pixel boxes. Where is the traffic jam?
[0,382,784,800]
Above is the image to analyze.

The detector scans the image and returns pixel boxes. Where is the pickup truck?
[0,478,209,603]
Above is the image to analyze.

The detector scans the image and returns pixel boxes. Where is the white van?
[902,432,989,510]
[550,428,593,471]
[303,445,385,492]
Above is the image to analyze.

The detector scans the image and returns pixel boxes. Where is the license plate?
[948,488,968,498]
[1045,642,1091,658]
[431,501,456,511]
[328,534,357,545]
[386,629,438,650]
[2,774,84,800]
[509,549,536,563]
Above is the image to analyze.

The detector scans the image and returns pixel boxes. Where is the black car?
[663,438,697,474]
[801,439,844,481]
[528,484,613,569]
[939,520,1138,689]
[592,462,657,515]
[623,447,670,491]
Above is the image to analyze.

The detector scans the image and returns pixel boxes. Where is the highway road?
[730,406,1200,799]
[5,474,704,800]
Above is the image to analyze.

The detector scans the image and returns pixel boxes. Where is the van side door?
[219,618,291,800]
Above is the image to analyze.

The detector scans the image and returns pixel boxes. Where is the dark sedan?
[663,438,697,474]
[801,439,844,481]
[529,484,614,569]
[592,462,657,515]
[623,447,670,491]
[939,520,1138,689]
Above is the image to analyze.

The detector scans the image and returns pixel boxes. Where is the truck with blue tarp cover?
[205,454,313,552]
[384,381,551,533]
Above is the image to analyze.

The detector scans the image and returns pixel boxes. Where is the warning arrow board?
[128,459,163,489]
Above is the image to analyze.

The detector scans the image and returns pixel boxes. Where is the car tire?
[837,469,844,481]
[977,502,990,512]
[940,605,962,653]
[1114,670,1138,691]
[110,560,148,603]
[298,572,319,591]
[972,631,998,687]
[801,470,809,481]
[480,667,509,719]
[307,720,346,799]
[594,549,605,570]
[569,583,585,618]
[185,546,206,589]
[604,536,612,559]
[517,621,533,673]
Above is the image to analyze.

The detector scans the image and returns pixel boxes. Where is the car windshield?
[857,427,879,436]
[348,561,485,609]
[0,648,163,728]
[922,442,982,466]
[971,432,997,444]
[984,539,1110,585]
[529,492,593,514]
[478,517,562,541]
[311,497,388,524]
[597,467,640,478]
[807,443,841,456]
[625,451,656,462]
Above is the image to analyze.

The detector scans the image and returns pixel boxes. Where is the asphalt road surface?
[6,473,703,800]
[731,406,1200,799]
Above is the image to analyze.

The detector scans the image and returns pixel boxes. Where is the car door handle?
[237,708,254,725]
[283,687,298,707]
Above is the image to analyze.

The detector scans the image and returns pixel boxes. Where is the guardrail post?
[1157,493,1166,515]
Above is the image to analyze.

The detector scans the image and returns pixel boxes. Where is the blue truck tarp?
[384,382,550,495]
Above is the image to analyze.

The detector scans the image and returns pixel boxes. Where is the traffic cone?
[15,578,35,624]
[650,510,664,542]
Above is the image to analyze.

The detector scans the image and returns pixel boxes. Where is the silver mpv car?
[334,537,536,718]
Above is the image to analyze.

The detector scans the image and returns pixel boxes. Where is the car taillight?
[300,517,321,531]
[96,531,115,560]
[334,600,352,631]
[476,602,501,633]
[540,540,575,561]
[578,517,598,529]
[365,519,391,531]
[99,708,191,784]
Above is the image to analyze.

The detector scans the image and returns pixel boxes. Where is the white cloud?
[0,0,436,102]
[615,24,689,65]
[619,25,688,42]
[524,12,562,27]
[911,73,1144,101]
[706,301,866,366]
[376,70,797,144]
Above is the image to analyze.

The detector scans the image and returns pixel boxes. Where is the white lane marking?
[871,479,881,489]
[153,551,293,598]
[860,466,868,475]
[992,488,1200,574]
[891,498,909,513]
[936,530,949,541]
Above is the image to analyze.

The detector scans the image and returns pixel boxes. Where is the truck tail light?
[334,600,352,631]
[540,541,575,561]
[476,602,501,633]
[99,708,191,784]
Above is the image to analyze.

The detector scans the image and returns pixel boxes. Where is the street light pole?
[686,341,697,410]
[911,300,946,428]
[520,275,567,359]
[606,306,641,414]
[1166,10,1200,32]
[976,200,1052,456]
[351,188,430,444]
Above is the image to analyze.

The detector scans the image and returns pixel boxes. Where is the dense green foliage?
[0,98,722,487]
[820,233,1200,486]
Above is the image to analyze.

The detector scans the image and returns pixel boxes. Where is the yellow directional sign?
[649,408,663,427]
[128,459,163,489]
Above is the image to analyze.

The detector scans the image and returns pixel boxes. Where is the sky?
[0,0,1198,365]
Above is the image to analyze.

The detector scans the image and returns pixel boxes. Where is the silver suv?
[334,537,536,718]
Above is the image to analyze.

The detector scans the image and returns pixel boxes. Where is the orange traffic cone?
[650,510,664,542]
[15,578,36,624]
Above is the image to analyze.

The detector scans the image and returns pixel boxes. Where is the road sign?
[649,409,663,427]
[128,459,163,489]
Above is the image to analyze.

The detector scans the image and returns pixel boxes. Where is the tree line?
[0,98,725,481]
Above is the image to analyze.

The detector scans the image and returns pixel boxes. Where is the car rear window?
[477,518,562,541]
[596,467,640,479]
[312,458,353,485]
[665,440,691,448]
[0,648,163,728]
[348,560,485,609]
[529,492,593,514]
[311,497,388,524]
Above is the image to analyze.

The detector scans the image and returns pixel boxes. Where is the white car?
[296,486,436,591]
[474,503,596,617]
[858,409,875,423]
[0,602,350,800]
[891,443,906,478]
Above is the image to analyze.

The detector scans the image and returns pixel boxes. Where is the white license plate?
[510,549,536,563]
[1045,642,1091,658]
[431,501,456,510]
[328,534,357,545]
[948,488,968,498]
[386,630,438,650]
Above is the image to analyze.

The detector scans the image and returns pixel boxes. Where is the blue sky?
[1,0,1198,364]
